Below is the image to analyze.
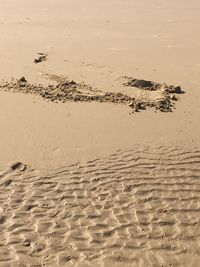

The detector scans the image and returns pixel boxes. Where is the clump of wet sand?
[124,77,183,94]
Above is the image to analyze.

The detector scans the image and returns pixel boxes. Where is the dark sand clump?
[0,76,183,113]
[34,53,48,64]
[124,77,183,94]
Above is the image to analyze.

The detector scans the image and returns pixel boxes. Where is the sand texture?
[1,146,200,266]
[1,0,200,266]
[0,76,184,113]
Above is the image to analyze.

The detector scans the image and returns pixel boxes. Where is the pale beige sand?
[0,90,199,170]
[1,146,200,266]
[1,0,200,266]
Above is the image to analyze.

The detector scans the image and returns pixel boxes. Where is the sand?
[0,0,200,266]
[1,146,200,267]
[0,76,184,113]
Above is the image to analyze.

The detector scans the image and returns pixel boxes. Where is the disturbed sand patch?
[0,76,184,113]
[122,76,184,112]
[123,76,183,94]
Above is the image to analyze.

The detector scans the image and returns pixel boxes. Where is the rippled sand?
[1,145,200,266]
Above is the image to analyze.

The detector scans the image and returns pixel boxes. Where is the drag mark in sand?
[0,145,200,266]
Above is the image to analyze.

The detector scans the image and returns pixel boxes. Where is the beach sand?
[0,0,200,266]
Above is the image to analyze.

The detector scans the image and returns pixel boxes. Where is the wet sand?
[0,0,200,266]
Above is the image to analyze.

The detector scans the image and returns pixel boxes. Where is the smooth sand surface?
[0,91,199,170]
[1,0,200,266]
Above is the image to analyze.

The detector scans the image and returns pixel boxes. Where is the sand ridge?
[1,145,200,266]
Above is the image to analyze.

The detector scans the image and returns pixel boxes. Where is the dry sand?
[0,0,200,266]
[1,146,200,267]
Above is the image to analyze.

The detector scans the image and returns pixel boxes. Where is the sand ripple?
[1,146,200,266]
